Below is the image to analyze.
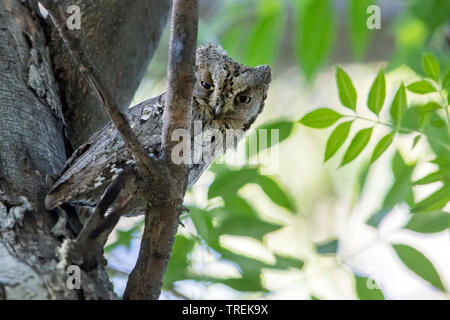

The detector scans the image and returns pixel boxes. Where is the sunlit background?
[105,0,450,300]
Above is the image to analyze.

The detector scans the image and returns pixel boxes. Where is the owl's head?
[194,44,272,131]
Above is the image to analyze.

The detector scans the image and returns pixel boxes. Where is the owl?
[45,44,272,217]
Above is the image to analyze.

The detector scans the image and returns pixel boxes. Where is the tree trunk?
[0,0,170,299]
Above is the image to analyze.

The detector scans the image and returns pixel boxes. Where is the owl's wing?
[45,94,165,210]
[45,122,121,209]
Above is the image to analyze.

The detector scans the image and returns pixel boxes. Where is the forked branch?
[123,0,199,300]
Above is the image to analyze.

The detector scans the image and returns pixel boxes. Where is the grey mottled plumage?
[45,44,272,215]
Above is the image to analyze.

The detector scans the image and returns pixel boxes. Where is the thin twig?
[343,114,450,151]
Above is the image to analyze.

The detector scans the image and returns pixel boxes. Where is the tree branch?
[123,0,198,300]
[162,0,198,153]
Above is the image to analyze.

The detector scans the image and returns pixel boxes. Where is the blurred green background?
[106,0,450,300]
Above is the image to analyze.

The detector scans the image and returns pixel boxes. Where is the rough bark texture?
[48,0,172,148]
[0,0,170,299]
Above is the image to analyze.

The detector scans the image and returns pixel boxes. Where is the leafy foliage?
[300,52,449,297]
[392,244,445,291]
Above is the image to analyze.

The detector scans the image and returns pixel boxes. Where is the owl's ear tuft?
[197,43,227,59]
[256,65,272,85]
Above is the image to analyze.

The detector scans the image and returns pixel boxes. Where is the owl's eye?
[235,94,251,104]
[201,81,213,90]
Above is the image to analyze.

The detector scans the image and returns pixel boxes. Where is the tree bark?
[0,0,170,299]
[48,0,172,149]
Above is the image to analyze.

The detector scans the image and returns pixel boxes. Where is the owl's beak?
[214,104,223,118]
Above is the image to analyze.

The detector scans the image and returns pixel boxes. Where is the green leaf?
[370,132,395,163]
[410,0,450,32]
[390,83,407,123]
[411,184,450,214]
[325,120,352,161]
[215,1,251,60]
[422,53,440,82]
[217,216,281,241]
[190,274,265,292]
[336,67,357,111]
[355,275,385,300]
[222,277,265,292]
[366,152,415,227]
[430,118,446,128]
[218,246,272,278]
[295,0,335,79]
[223,196,258,219]
[367,69,386,116]
[405,211,449,234]
[315,239,339,255]
[220,23,244,61]
[355,161,371,199]
[163,235,195,287]
[247,120,296,157]
[392,244,445,291]
[418,111,431,129]
[432,157,450,168]
[348,0,374,60]
[208,167,258,199]
[273,254,304,270]
[254,175,296,212]
[340,127,373,166]
[217,196,283,241]
[299,108,343,128]
[244,0,285,66]
[407,80,436,94]
[412,135,421,148]
[417,102,441,113]
[189,207,218,246]
[367,208,391,228]
[413,170,449,185]
[442,70,450,92]
[383,152,415,208]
